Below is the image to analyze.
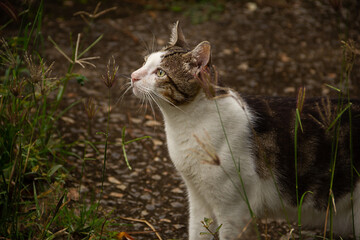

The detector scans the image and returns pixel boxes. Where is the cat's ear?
[190,41,211,68]
[169,21,188,48]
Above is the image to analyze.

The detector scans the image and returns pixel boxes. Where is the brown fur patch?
[245,96,360,208]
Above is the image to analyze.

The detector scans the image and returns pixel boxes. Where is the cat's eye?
[156,69,166,77]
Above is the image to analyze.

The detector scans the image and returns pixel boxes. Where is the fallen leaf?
[171,188,183,194]
[222,49,232,55]
[61,116,75,124]
[117,232,135,240]
[152,138,163,146]
[108,176,121,184]
[145,120,162,127]
[279,52,291,63]
[283,87,295,93]
[67,188,80,201]
[160,218,171,223]
[130,117,142,124]
[116,184,127,191]
[110,192,124,198]
[237,62,249,71]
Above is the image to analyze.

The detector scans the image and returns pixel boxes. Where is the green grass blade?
[296,108,303,133]
[324,84,341,92]
[77,34,103,59]
[47,165,63,178]
[327,102,352,131]
[33,182,41,218]
[121,127,132,170]
[124,136,151,145]
[54,99,82,121]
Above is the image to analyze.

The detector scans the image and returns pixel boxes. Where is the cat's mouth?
[132,83,141,97]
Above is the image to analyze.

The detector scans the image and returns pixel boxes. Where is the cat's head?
[131,21,213,107]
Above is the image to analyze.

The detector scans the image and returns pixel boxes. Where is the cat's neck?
[158,90,210,122]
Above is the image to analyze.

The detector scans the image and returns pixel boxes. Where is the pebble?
[145,204,155,211]
[141,210,149,216]
[108,176,121,184]
[140,193,152,201]
[173,224,185,230]
[145,120,162,127]
[151,174,161,181]
[171,188,184,194]
[170,202,184,208]
[116,184,127,191]
[109,192,124,198]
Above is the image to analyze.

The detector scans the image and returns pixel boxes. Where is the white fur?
[131,51,164,98]
[132,52,360,240]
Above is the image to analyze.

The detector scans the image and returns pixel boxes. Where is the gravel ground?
[39,0,360,239]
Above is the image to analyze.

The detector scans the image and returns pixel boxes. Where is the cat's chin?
[132,87,142,99]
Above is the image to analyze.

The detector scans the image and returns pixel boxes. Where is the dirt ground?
[35,0,360,239]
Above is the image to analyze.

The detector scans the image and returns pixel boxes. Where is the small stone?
[237,62,249,71]
[222,49,232,55]
[61,116,75,124]
[130,118,142,124]
[173,224,185,230]
[283,87,295,93]
[116,184,127,191]
[141,210,149,216]
[160,218,172,223]
[145,120,162,127]
[140,193,152,201]
[279,52,291,63]
[151,174,161,181]
[145,204,155,211]
[152,139,163,147]
[171,188,184,194]
[171,202,184,208]
[108,176,121,184]
[245,2,257,13]
[109,192,124,198]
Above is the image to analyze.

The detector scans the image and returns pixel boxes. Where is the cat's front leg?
[187,186,215,240]
[215,204,251,240]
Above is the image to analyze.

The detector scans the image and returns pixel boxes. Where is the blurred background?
[1,0,359,239]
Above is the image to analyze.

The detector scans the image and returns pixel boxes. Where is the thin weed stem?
[214,99,261,239]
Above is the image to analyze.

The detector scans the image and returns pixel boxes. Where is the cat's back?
[244,95,360,209]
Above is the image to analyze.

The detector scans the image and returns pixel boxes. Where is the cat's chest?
[164,115,214,171]
[162,93,252,175]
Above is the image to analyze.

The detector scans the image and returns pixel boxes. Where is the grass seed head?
[9,76,25,98]
[102,56,119,88]
[83,97,98,120]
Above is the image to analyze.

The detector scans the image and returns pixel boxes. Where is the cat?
[130,21,360,240]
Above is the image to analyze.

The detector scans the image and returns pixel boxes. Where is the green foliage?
[53,199,108,239]
[0,1,108,238]
[172,0,225,24]
[200,217,222,239]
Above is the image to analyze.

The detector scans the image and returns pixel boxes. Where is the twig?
[74,2,117,19]
[120,216,163,240]
[237,218,253,239]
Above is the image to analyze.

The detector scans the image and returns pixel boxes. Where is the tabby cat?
[130,22,360,240]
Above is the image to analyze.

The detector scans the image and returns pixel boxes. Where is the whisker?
[138,35,151,55]
[150,89,186,114]
[115,83,132,106]
[118,73,131,80]
[133,85,186,114]
[146,92,157,119]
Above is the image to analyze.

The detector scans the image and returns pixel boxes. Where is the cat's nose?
[131,72,141,83]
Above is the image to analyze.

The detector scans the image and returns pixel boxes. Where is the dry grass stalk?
[120,216,163,240]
